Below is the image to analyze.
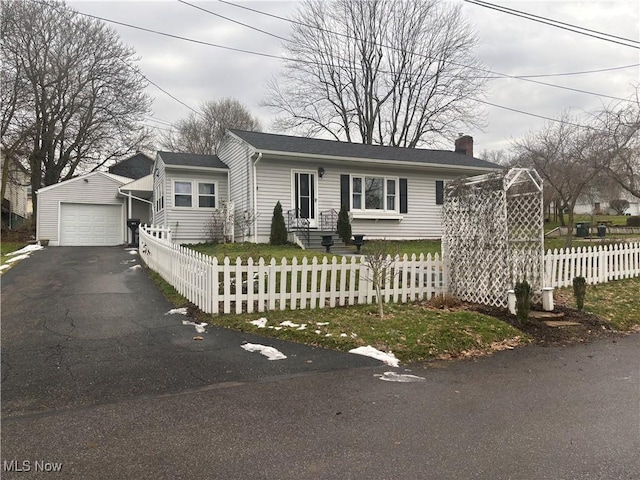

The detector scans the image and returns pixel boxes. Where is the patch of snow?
[128,250,138,255]
[128,264,141,270]
[316,322,330,326]
[0,264,11,271]
[349,346,400,367]
[350,333,358,338]
[267,326,283,330]
[120,259,137,264]
[6,254,30,263]
[296,324,307,330]
[325,333,332,337]
[7,244,44,256]
[241,343,287,361]
[375,372,425,383]
[165,307,188,315]
[182,320,207,333]
[340,333,348,337]
[249,317,268,328]
[279,320,299,328]
[314,330,321,334]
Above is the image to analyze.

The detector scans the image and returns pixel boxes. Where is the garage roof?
[36,171,133,194]
[157,151,228,169]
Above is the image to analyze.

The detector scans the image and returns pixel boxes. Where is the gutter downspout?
[253,152,262,243]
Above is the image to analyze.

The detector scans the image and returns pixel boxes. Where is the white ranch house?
[37,131,502,247]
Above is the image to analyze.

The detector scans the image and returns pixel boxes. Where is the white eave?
[35,171,133,194]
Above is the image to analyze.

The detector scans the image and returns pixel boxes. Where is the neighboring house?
[150,151,229,244]
[217,130,502,243]
[108,152,154,180]
[36,171,151,246]
[574,192,640,216]
[1,155,29,228]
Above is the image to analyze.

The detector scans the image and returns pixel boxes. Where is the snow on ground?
[128,250,138,255]
[182,320,207,333]
[5,254,30,263]
[349,346,400,367]
[249,317,268,328]
[241,343,287,361]
[6,244,44,256]
[0,264,11,271]
[316,322,330,326]
[166,307,188,315]
[279,320,299,328]
[128,264,141,270]
[375,372,425,383]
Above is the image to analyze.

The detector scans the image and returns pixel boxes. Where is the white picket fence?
[544,242,640,288]
[139,225,446,314]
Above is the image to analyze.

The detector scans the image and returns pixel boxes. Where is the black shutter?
[399,178,408,213]
[340,174,350,211]
[436,180,444,205]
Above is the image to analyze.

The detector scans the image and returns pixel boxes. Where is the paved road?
[2,247,639,479]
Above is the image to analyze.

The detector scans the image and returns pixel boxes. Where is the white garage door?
[60,203,123,246]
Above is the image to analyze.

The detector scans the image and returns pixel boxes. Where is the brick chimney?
[455,135,474,158]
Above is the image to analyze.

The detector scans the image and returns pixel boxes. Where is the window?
[155,182,164,212]
[351,176,398,212]
[436,180,444,205]
[198,182,216,208]
[174,181,192,207]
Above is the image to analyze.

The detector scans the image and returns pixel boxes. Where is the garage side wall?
[37,174,125,246]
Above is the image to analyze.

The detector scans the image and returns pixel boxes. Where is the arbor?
[161,98,261,154]
[264,0,485,147]
[1,0,152,219]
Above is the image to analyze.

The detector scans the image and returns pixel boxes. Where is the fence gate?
[442,168,544,307]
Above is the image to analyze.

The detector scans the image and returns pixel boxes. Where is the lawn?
[557,277,640,331]
[1,241,27,266]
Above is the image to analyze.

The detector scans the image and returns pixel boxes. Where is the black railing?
[319,209,338,232]
[287,208,310,247]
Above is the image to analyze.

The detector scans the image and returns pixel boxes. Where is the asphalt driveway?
[1,246,379,416]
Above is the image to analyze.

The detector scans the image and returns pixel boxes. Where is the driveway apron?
[1,247,379,416]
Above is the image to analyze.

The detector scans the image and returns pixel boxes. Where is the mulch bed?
[466,302,622,346]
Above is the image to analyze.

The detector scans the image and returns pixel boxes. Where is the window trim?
[350,174,399,213]
[435,180,444,206]
[197,181,216,209]
[172,179,218,210]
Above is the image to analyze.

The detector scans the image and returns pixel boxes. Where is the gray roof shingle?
[158,151,228,169]
[229,130,500,170]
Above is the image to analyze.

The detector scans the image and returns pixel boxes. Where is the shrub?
[514,280,531,324]
[336,205,352,244]
[269,201,288,245]
[626,216,640,227]
[429,293,460,309]
[609,199,630,215]
[573,276,587,311]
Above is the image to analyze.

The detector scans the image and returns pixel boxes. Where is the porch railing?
[287,208,310,246]
[319,209,338,232]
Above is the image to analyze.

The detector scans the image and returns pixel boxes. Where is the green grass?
[188,242,335,262]
[147,267,526,363]
[545,214,630,232]
[560,277,640,331]
[0,241,27,267]
[361,239,442,257]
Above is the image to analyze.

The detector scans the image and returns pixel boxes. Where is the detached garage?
[37,171,138,246]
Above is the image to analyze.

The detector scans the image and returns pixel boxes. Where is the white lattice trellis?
[442,168,544,307]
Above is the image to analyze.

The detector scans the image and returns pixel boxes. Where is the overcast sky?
[68,0,640,155]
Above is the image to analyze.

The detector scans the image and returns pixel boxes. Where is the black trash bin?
[597,224,606,238]
[575,222,590,238]
[127,218,141,246]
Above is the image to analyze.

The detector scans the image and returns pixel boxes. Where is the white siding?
[253,158,488,242]
[1,161,29,219]
[37,172,126,246]
[218,135,255,240]
[163,168,229,244]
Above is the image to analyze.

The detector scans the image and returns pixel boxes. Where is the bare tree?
[264,0,485,147]
[1,0,152,221]
[513,113,609,247]
[592,89,640,200]
[361,241,398,319]
[161,98,261,154]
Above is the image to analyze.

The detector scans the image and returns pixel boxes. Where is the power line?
[212,0,633,102]
[464,0,640,49]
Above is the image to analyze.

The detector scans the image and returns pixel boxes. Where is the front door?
[293,171,316,228]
